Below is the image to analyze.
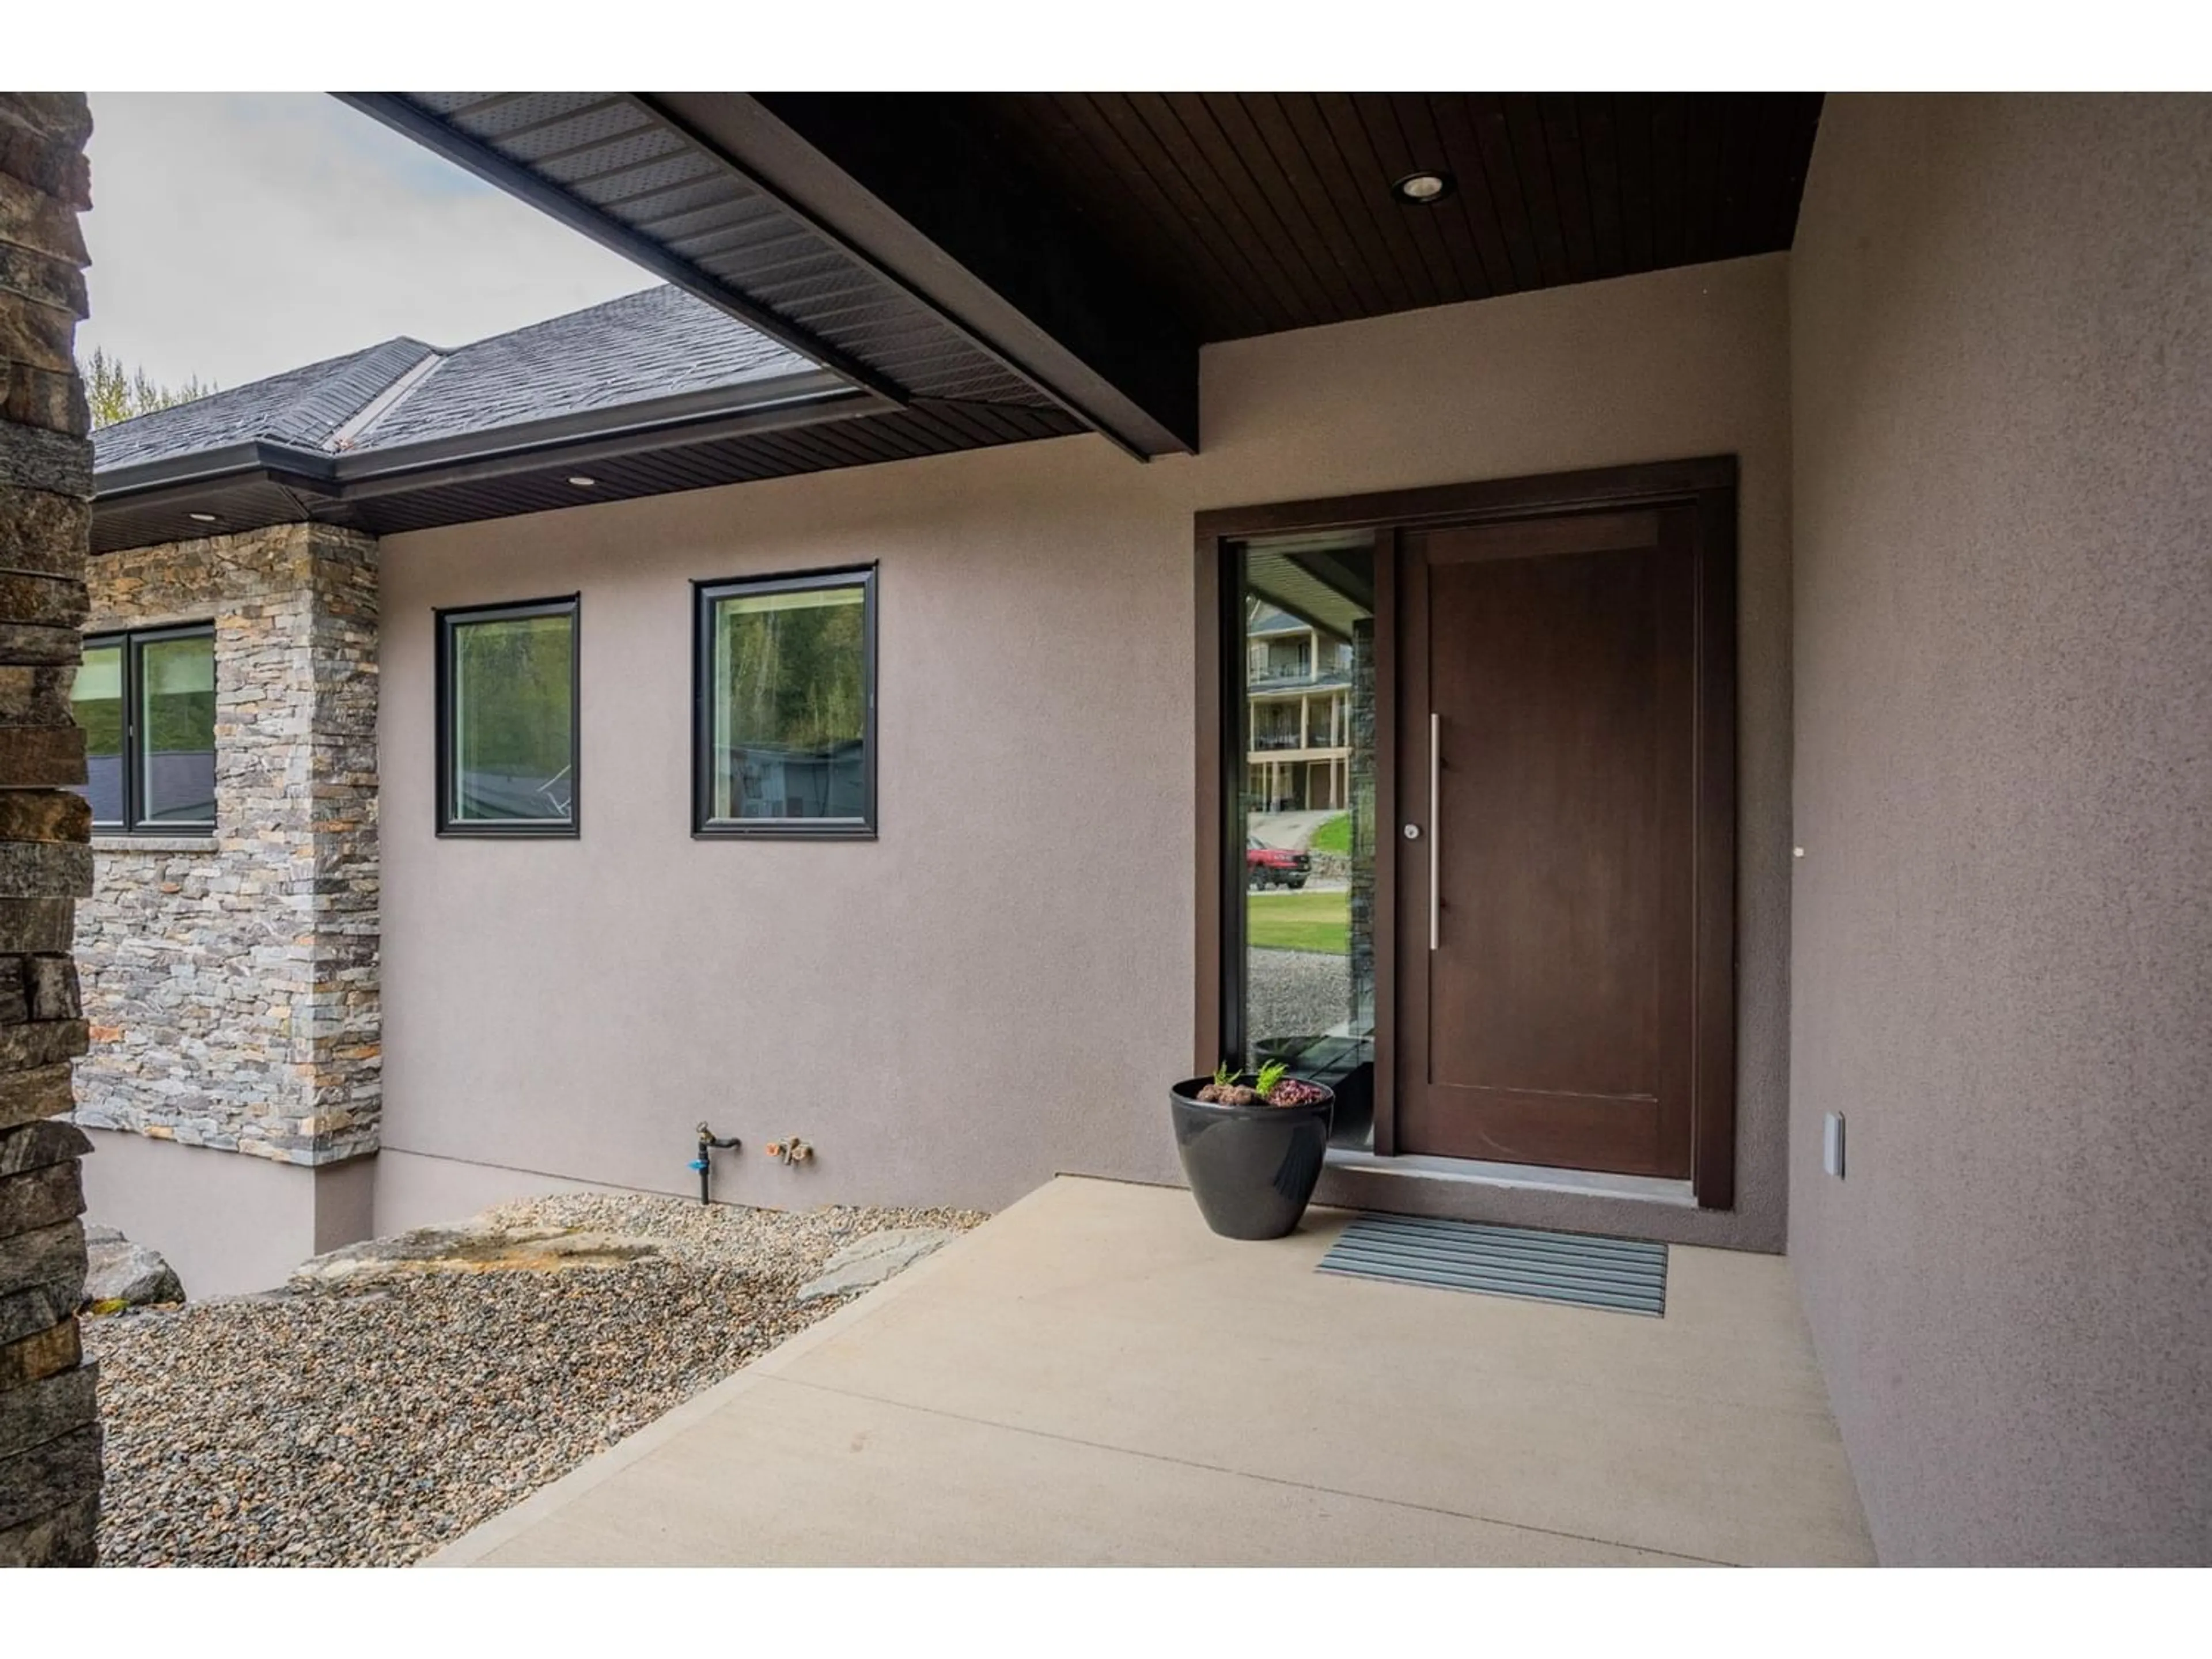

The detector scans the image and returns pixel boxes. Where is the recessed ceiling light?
[1392,171,1455,205]
[188,512,218,524]
[567,475,598,488]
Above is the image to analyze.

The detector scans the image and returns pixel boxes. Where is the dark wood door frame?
[1193,455,1739,1209]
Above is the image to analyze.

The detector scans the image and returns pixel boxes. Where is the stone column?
[0,91,100,1567]
[73,523,381,1172]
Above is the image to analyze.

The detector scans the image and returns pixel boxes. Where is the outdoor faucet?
[691,1122,741,1205]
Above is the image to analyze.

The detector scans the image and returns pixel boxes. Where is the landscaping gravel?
[1247,946,1353,1046]
[82,1192,986,1568]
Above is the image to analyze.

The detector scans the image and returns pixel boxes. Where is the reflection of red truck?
[1245,837,1310,890]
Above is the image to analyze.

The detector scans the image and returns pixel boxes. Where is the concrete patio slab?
[434,1176,1873,1567]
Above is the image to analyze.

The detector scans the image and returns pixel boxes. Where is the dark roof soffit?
[334,93,909,407]
[652,94,1198,457]
[337,92,1195,458]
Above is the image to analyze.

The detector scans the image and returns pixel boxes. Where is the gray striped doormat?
[1316,1213,1668,1316]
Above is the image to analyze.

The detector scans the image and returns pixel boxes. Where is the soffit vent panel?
[391,92,1055,412]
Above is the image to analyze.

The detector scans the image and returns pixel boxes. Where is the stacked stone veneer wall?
[0,90,100,1567]
[73,522,380,1166]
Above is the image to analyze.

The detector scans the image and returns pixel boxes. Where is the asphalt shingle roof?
[92,337,434,470]
[92,285,815,475]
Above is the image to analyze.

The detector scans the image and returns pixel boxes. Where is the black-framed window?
[435,597,579,837]
[692,566,876,839]
[72,624,217,833]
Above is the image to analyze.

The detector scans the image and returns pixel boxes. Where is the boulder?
[83,1224,184,1308]
[797,1226,959,1302]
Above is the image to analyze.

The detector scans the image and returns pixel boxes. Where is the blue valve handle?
[687,1158,709,1172]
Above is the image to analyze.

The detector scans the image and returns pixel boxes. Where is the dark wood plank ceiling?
[965,94,1824,343]
[348,92,1824,463]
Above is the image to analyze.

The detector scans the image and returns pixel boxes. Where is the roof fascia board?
[332,92,909,407]
[653,93,1197,458]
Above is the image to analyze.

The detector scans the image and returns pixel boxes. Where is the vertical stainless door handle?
[1429,711,1441,952]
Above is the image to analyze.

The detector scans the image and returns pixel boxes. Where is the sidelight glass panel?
[138,632,215,826]
[698,571,873,833]
[73,641,124,827]
[446,604,576,829]
[1233,534,1377,1149]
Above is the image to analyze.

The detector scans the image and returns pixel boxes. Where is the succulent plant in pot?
[1169,1058,1336,1240]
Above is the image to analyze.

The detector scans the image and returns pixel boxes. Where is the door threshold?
[1323,1147,1698,1207]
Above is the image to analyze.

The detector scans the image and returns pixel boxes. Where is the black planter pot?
[1169,1078,1336,1240]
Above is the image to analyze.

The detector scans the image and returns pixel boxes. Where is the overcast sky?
[78,93,659,393]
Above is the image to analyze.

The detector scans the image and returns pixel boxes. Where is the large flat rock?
[290,1222,662,1293]
[797,1227,959,1302]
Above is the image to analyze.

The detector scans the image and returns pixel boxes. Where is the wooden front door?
[1394,506,1707,1178]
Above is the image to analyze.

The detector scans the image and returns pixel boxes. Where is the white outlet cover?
[1823,1112,1846,1178]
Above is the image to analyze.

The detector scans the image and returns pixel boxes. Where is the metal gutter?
[93,369,868,505]
[90,441,339,502]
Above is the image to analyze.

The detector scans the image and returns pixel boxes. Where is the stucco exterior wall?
[1787,96,2212,1563]
[376,254,1794,1247]
[78,1127,372,1296]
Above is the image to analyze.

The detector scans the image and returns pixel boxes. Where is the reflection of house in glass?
[1240,540,1378,1147]
[1245,605,1353,812]
[457,764,572,821]
[724,738,866,820]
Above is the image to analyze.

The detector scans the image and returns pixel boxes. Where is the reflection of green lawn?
[1310,814,1351,855]
[1248,888,1350,955]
